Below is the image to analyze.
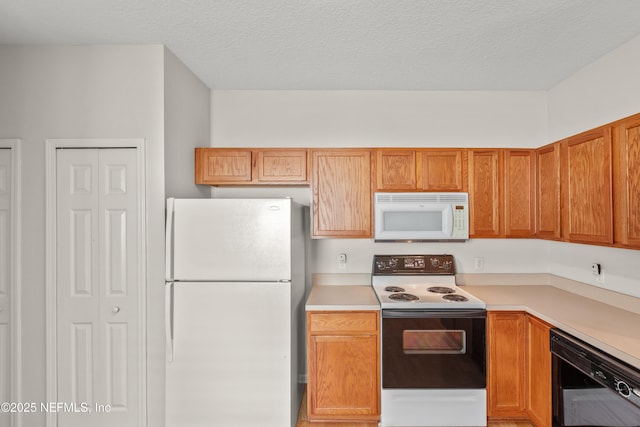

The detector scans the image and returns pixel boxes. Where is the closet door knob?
[112,306,121,313]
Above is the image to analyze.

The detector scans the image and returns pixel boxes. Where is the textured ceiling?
[2,0,640,90]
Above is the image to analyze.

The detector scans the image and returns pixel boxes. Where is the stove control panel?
[373,255,455,275]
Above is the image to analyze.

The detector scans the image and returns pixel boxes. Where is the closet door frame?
[0,139,21,427]
[45,139,147,427]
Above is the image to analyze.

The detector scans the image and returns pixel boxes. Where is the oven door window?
[382,315,486,389]
[384,211,442,232]
[403,330,466,354]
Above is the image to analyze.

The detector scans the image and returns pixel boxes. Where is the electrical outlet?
[474,257,484,271]
[338,253,347,270]
[591,263,604,283]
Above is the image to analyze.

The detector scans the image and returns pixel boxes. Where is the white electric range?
[372,254,487,427]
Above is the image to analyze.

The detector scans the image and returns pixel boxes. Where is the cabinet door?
[614,115,640,248]
[254,149,308,183]
[308,335,379,421]
[536,143,562,240]
[374,149,417,190]
[504,150,535,237]
[419,149,466,191]
[195,148,252,184]
[487,312,526,418]
[307,311,380,422]
[562,129,613,244]
[468,150,503,237]
[311,149,372,238]
[526,315,552,427]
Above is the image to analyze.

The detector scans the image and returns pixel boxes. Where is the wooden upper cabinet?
[254,149,308,183]
[613,114,640,248]
[194,147,308,185]
[373,148,466,192]
[561,128,613,244]
[311,149,372,238]
[419,149,467,191]
[374,149,417,190]
[468,149,503,237]
[536,143,562,240]
[195,148,252,184]
[504,150,535,237]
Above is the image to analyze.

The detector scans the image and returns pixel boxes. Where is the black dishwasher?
[551,329,640,427]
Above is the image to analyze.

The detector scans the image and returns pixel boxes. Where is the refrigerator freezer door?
[168,198,292,281]
[165,281,293,427]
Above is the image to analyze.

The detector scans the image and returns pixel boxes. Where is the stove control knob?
[388,258,398,268]
[615,379,631,397]
[375,260,385,270]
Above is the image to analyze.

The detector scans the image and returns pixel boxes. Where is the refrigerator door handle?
[165,198,175,281]
[166,282,174,363]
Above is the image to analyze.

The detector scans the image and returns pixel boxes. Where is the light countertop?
[304,274,640,369]
[305,285,380,311]
[465,285,640,369]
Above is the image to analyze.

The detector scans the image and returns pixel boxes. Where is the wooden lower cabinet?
[487,311,552,427]
[526,315,552,427]
[487,311,526,418]
[306,311,380,422]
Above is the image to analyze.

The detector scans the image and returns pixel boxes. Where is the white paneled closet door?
[56,148,139,427]
[0,148,12,427]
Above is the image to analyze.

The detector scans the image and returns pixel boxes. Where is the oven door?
[382,309,486,389]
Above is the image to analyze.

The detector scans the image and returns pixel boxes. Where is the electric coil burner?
[387,293,419,302]
[428,286,455,294]
[372,255,487,427]
[372,254,484,309]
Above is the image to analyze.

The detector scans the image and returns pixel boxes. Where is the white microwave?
[374,192,469,242]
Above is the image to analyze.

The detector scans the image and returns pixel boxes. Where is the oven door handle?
[383,309,486,319]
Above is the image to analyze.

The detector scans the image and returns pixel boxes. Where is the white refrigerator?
[165,197,306,427]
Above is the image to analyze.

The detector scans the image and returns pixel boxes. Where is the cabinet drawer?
[308,312,378,334]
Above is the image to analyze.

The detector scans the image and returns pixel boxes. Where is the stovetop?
[371,255,486,309]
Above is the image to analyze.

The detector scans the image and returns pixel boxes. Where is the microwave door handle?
[445,205,454,236]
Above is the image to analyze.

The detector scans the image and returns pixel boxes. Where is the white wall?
[164,48,211,198]
[548,34,640,141]
[0,45,167,427]
[211,55,640,299]
[212,90,547,147]
[544,33,640,298]
[210,90,550,295]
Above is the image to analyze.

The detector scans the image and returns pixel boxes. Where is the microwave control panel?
[452,205,468,238]
[373,254,455,275]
